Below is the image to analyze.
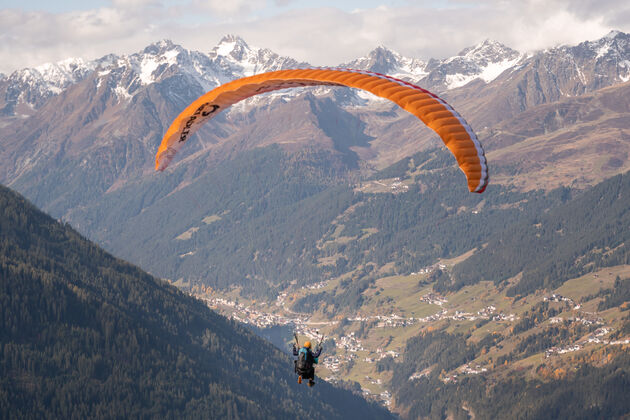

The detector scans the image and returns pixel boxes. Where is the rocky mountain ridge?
[3,31,628,116]
[0,31,628,190]
[0,36,306,117]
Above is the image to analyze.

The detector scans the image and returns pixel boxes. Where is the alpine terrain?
[1,31,630,418]
[0,184,393,419]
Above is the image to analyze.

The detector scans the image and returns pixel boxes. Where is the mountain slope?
[389,328,630,419]
[451,171,630,296]
[200,169,630,418]
[0,33,629,295]
[0,184,393,419]
[483,80,630,190]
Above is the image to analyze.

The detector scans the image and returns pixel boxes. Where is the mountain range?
[1,31,630,418]
[0,31,628,276]
[1,31,629,194]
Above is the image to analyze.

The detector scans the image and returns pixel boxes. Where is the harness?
[296,348,312,372]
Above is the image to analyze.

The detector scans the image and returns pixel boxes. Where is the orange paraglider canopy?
[155,68,488,193]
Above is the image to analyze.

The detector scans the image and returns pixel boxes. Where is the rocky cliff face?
[450,31,630,127]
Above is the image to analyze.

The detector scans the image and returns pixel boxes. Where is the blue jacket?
[293,345,321,364]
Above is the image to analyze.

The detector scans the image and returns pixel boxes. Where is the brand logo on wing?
[179,103,221,142]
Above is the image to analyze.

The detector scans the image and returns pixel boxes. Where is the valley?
[193,261,630,411]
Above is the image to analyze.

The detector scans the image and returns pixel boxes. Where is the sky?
[1,0,629,74]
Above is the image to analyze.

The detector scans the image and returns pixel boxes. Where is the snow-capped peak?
[605,30,622,40]
[574,30,630,81]
[122,40,184,85]
[588,30,628,58]
[209,34,251,61]
[142,39,178,56]
[550,30,629,61]
[349,46,403,74]
[440,39,523,89]
[456,39,521,67]
[0,35,308,113]
[14,56,95,96]
[35,57,95,87]
[345,46,428,81]
[0,55,97,114]
[208,34,305,78]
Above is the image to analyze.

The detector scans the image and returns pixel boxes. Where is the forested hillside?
[355,171,630,419]
[199,165,630,418]
[69,144,571,301]
[451,172,630,296]
[390,328,630,419]
[0,184,393,419]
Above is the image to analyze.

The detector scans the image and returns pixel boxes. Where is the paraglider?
[293,332,324,387]
[155,68,488,193]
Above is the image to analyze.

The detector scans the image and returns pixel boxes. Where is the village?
[356,177,410,195]
[199,288,522,395]
[198,286,627,405]
[544,293,582,310]
[204,292,521,337]
[545,326,630,358]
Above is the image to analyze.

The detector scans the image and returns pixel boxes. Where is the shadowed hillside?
[0,184,393,419]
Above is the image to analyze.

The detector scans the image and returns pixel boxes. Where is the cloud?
[0,0,629,75]
[191,0,266,16]
[200,2,618,66]
[110,0,162,8]
[0,5,164,74]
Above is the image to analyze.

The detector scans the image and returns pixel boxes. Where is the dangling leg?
[295,360,303,383]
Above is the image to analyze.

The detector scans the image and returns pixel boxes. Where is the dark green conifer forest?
[389,330,630,420]
[0,185,393,419]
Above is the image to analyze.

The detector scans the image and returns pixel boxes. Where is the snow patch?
[620,60,630,82]
[478,56,522,83]
[356,89,385,103]
[139,57,160,85]
[596,43,612,59]
[446,56,520,89]
[215,40,237,57]
[114,85,132,100]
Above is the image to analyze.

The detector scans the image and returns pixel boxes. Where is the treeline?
[387,329,630,419]
[330,154,559,276]
[598,276,630,311]
[452,172,630,296]
[0,184,393,419]
[301,148,565,304]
